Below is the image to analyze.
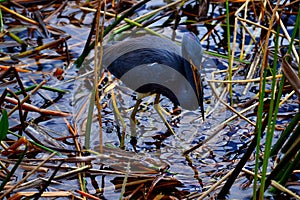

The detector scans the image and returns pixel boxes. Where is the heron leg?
[111,90,126,149]
[154,94,175,135]
[130,98,143,150]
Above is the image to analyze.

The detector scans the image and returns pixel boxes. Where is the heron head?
[181,32,204,120]
[181,32,203,70]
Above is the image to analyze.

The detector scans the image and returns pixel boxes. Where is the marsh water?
[0,0,298,199]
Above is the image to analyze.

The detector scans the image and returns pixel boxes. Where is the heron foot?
[154,94,176,136]
[130,136,137,152]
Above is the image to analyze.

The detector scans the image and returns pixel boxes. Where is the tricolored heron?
[103,32,204,142]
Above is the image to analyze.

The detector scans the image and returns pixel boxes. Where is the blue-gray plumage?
[103,33,204,118]
[103,32,204,138]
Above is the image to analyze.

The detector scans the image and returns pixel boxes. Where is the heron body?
[102,32,204,149]
[103,33,204,114]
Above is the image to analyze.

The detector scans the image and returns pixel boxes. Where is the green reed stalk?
[0,6,3,33]
[259,23,281,198]
[0,145,27,191]
[253,68,267,200]
[225,0,232,105]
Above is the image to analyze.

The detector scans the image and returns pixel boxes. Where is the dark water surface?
[0,0,299,199]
